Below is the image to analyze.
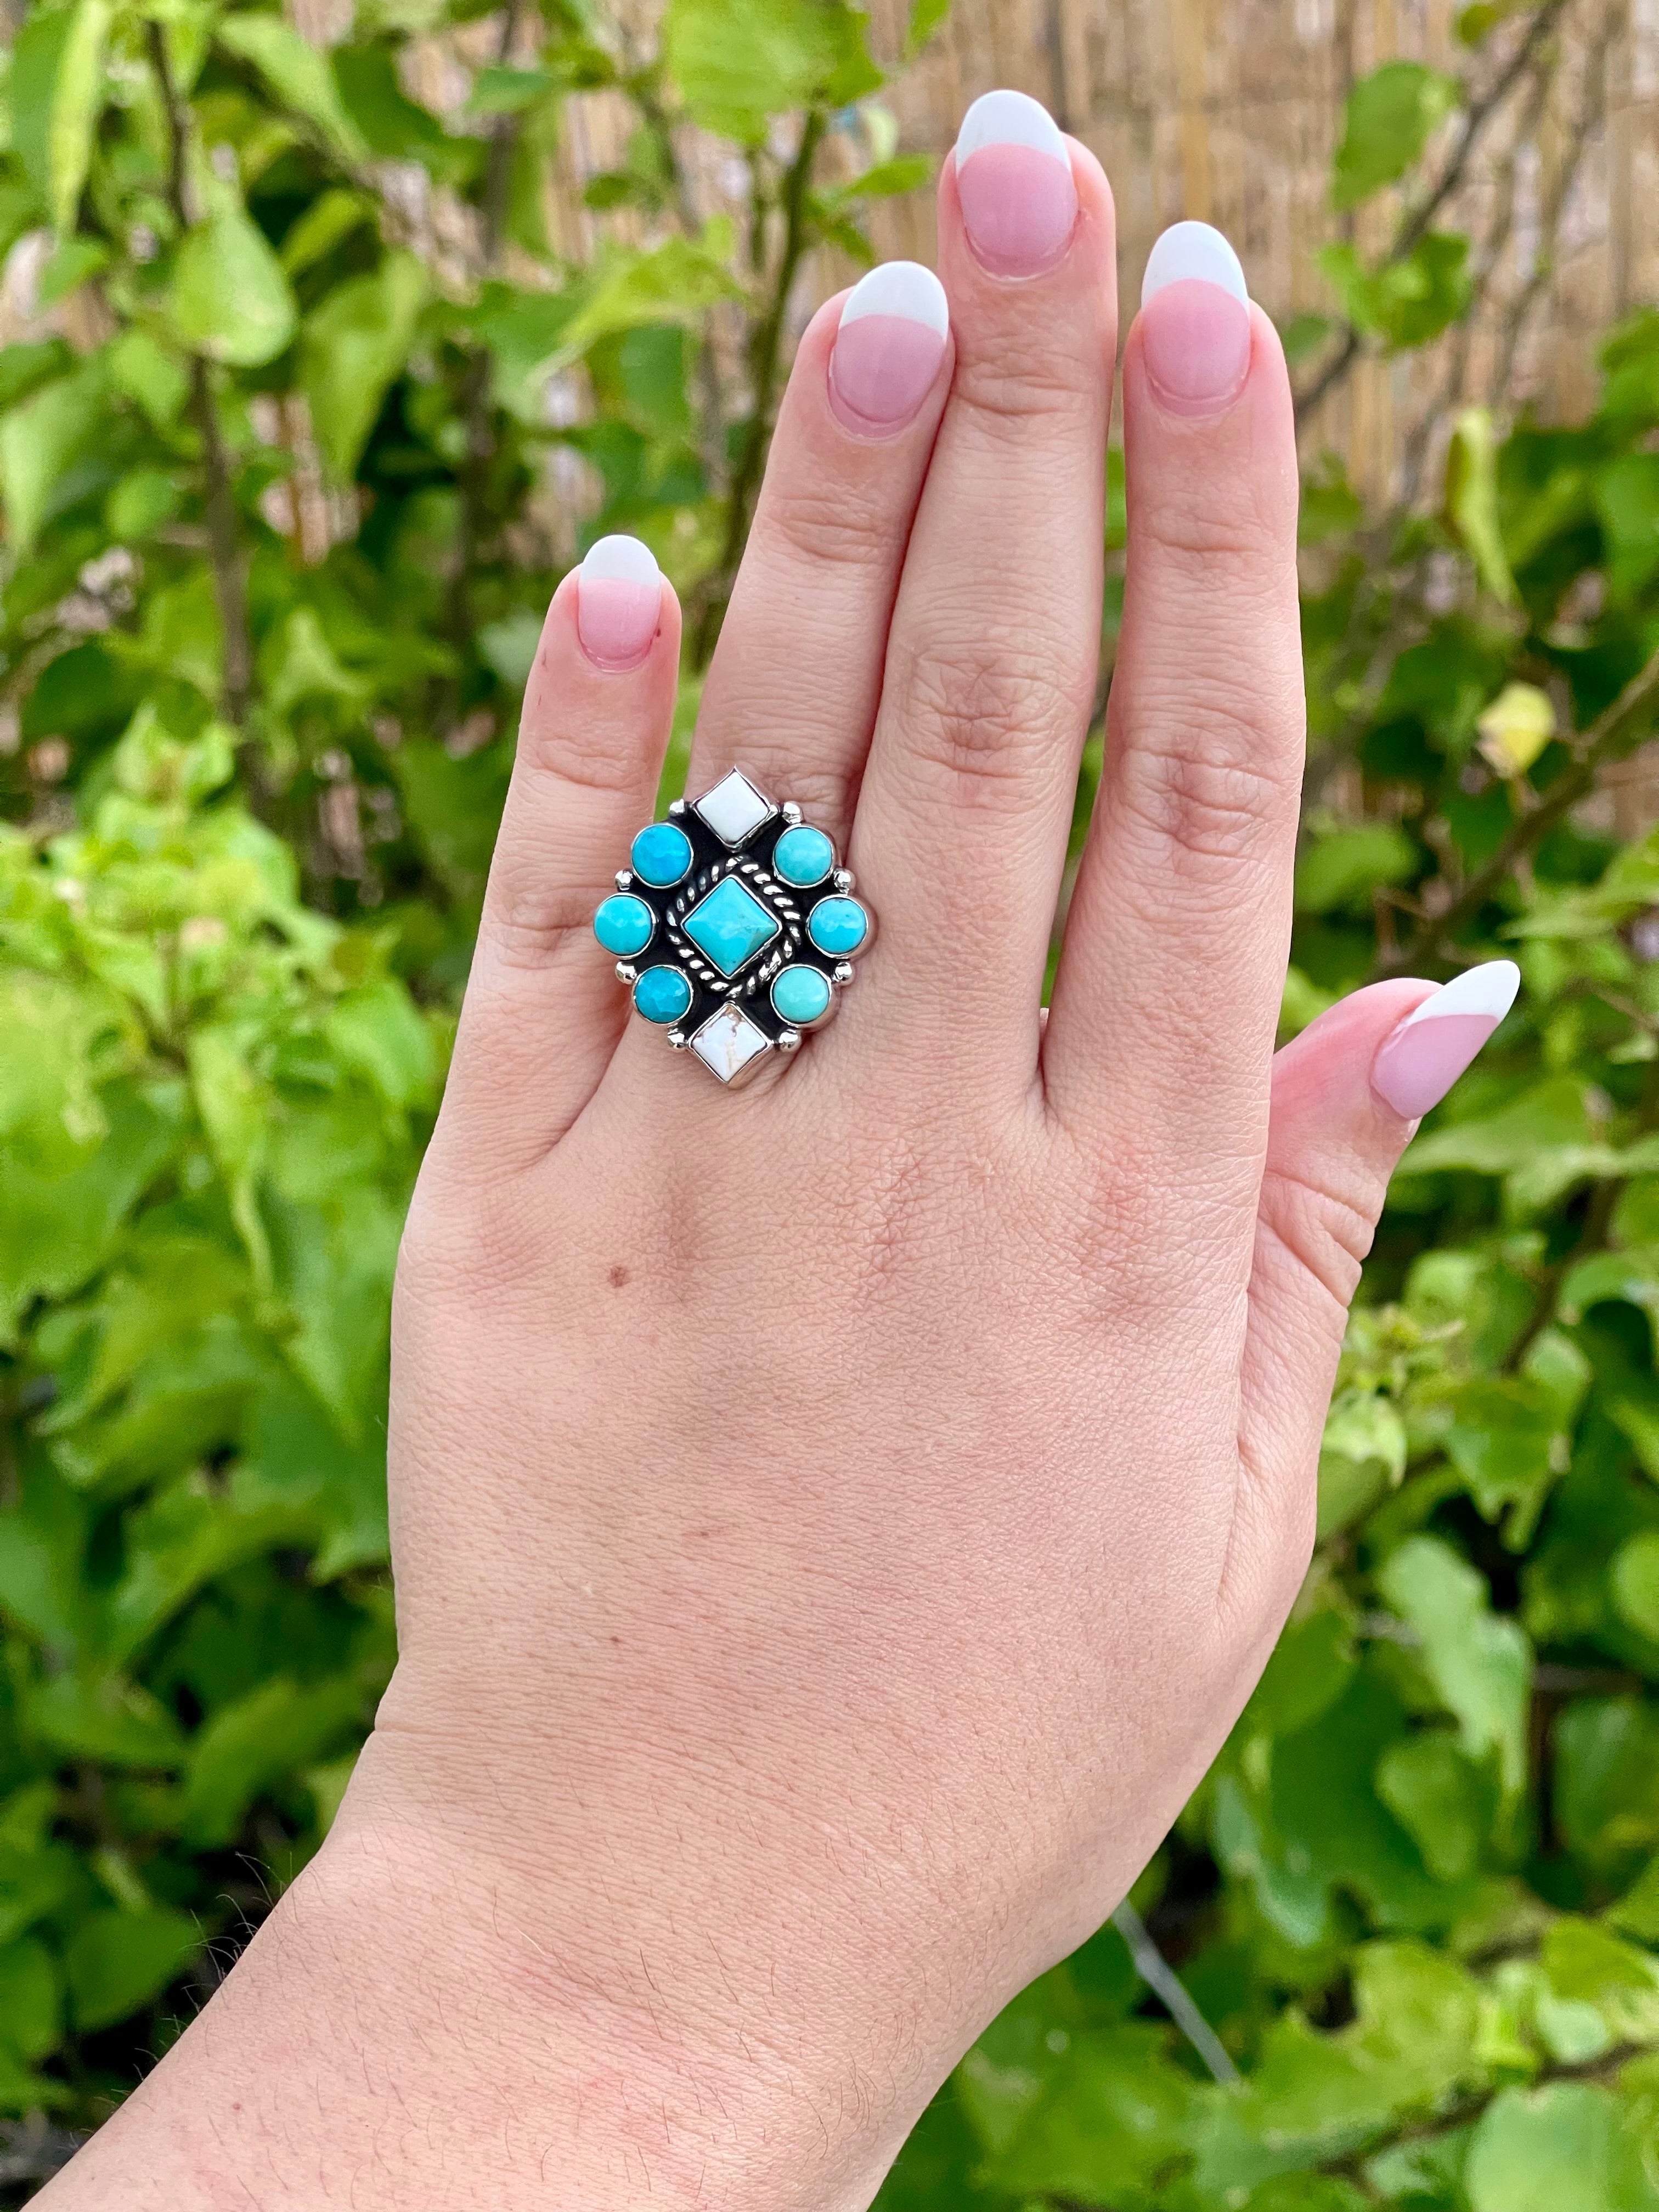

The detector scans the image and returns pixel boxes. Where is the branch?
[1373,645,1659,980]
[148,21,254,732]
[1295,0,1572,424]
[1110,1900,1240,2085]
[692,107,825,667]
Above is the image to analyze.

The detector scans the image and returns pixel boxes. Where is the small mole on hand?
[608,1263,629,1289]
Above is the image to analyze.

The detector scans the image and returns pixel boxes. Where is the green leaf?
[1375,1733,1492,1882]
[25,1671,187,1769]
[0,357,104,554]
[1446,407,1520,605]
[1555,1699,1659,1881]
[1332,61,1462,210]
[1376,1538,1532,1796]
[168,193,297,369]
[1465,2083,1659,2212]
[1542,1917,1659,2047]
[182,1673,366,1845]
[1321,232,1472,351]
[0,1938,61,2063]
[47,0,111,234]
[664,0,879,141]
[905,0,951,56]
[300,251,427,481]
[1613,1531,1659,1643]
[279,186,374,279]
[1296,822,1419,915]
[9,5,75,211]
[65,1906,199,2032]
[213,13,368,162]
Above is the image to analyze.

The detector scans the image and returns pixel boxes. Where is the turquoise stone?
[633,965,691,1024]
[772,824,833,887]
[807,895,868,957]
[771,965,831,1025]
[630,821,692,887]
[592,893,653,958]
[682,876,780,977]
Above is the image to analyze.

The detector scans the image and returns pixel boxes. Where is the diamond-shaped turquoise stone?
[682,877,780,977]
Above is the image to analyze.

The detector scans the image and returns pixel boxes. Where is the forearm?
[38,1735,929,2212]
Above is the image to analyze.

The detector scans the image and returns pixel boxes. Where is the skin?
[42,138,1440,2212]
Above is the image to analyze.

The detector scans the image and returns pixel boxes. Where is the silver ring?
[592,769,876,1089]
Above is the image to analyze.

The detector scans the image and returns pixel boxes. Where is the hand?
[43,91,1515,2212]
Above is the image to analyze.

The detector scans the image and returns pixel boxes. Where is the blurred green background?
[4,0,1659,2204]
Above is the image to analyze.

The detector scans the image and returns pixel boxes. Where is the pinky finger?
[1234,963,1520,1593]
[438,536,681,1171]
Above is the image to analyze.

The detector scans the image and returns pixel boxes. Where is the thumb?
[1237,961,1521,1564]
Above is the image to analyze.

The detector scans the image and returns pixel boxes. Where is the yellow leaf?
[1477,681,1558,778]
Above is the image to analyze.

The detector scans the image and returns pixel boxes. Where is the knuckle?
[950,343,1099,432]
[1113,707,1297,885]
[516,706,647,798]
[755,475,896,575]
[1257,1166,1376,1314]
[894,625,1085,804]
[481,866,599,975]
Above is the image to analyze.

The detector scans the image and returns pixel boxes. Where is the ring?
[592,769,876,1088]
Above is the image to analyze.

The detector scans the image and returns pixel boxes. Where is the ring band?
[593,769,876,1088]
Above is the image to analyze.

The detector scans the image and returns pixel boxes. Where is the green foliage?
[3,2,1659,2203]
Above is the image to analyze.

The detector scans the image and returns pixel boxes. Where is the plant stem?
[1295,0,1572,424]
[147,21,254,731]
[1110,1899,1240,2084]
[1373,644,1659,980]
[693,108,825,667]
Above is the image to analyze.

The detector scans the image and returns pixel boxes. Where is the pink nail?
[953,89,1077,278]
[1372,962,1521,1120]
[576,535,661,668]
[1139,223,1252,415]
[829,261,950,434]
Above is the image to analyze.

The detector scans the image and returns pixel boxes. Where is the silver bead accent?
[833,867,855,893]
[667,797,687,817]
[833,962,855,987]
[780,800,804,825]
[776,1028,802,1052]
[614,867,633,890]
[667,1029,689,1048]
[615,962,637,985]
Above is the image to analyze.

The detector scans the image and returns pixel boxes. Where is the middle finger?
[853,91,1118,1082]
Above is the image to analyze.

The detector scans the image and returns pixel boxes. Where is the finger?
[436,537,680,1168]
[851,92,1116,1069]
[1044,224,1302,1176]
[1232,963,1520,1592]
[685,263,952,840]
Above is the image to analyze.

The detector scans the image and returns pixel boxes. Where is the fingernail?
[829,261,950,434]
[1138,221,1252,416]
[576,535,661,668]
[1372,961,1521,1120]
[953,89,1077,277]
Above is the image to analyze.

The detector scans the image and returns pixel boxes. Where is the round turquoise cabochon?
[633,966,692,1024]
[771,965,832,1025]
[592,893,654,957]
[807,896,868,957]
[630,821,692,887]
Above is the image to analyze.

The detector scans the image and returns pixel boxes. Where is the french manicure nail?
[1138,221,1252,415]
[953,88,1077,278]
[829,261,950,434]
[1372,961,1521,1120]
[576,535,661,668]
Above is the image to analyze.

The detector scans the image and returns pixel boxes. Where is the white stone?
[690,1002,773,1085]
[693,769,775,847]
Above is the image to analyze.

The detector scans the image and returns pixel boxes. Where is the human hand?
[42,89,1517,2212]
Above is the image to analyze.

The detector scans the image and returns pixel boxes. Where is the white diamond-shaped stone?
[693,769,775,847]
[690,1001,772,1086]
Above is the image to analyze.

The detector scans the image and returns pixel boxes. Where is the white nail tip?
[1398,960,1521,1031]
[955,88,1068,169]
[839,261,949,338]
[580,534,659,585]
[1141,221,1249,309]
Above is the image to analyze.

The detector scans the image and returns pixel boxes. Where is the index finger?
[1042,223,1303,1193]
